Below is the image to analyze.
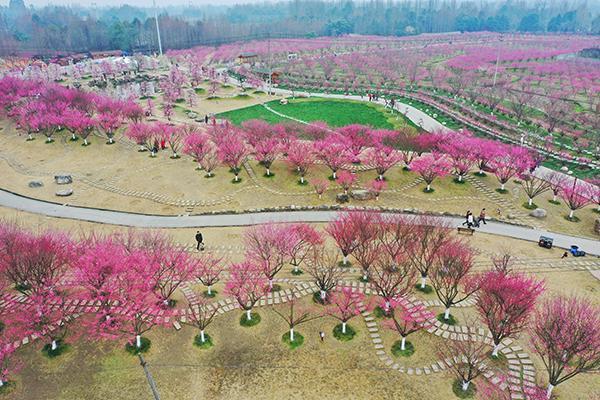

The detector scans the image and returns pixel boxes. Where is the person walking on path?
[462,210,472,227]
[204,115,209,124]
[195,230,204,251]
[478,208,487,225]
[467,213,475,228]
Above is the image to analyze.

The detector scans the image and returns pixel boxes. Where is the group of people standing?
[463,209,487,229]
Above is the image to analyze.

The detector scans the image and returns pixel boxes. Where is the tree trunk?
[269,279,273,290]
[492,343,501,357]
[320,290,326,300]
[332,171,337,179]
[444,308,451,320]
[109,137,114,144]
[318,194,322,199]
[458,175,462,182]
[553,194,557,202]
[84,138,88,146]
[300,176,305,184]
[426,184,431,191]
[290,327,295,341]
[293,265,299,273]
[28,133,33,140]
[207,285,212,295]
[173,152,178,158]
[343,255,348,265]
[384,300,390,312]
[246,309,252,321]
[235,174,239,182]
[528,197,533,206]
[72,133,76,140]
[569,210,574,219]
[546,384,554,399]
[462,380,470,391]
[420,276,427,289]
[501,183,505,190]
[51,340,58,351]
[136,335,142,348]
[379,174,384,180]
[342,322,347,334]
[401,336,406,351]
[200,329,205,343]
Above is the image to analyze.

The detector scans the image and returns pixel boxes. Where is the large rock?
[28,181,43,188]
[55,189,73,197]
[54,174,72,185]
[530,208,547,218]
[336,193,350,203]
[350,189,374,201]
[595,218,600,235]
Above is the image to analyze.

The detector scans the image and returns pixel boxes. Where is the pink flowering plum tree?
[410,153,452,192]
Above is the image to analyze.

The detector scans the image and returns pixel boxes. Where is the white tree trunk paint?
[72,133,76,140]
[528,197,533,206]
[246,309,252,321]
[47,137,52,143]
[343,255,348,265]
[28,133,33,140]
[290,328,295,341]
[444,308,451,320]
[492,343,501,357]
[462,380,470,391]
[501,183,505,190]
[84,138,88,146]
[51,340,58,351]
[320,290,326,300]
[207,285,212,295]
[420,276,427,288]
[401,336,406,351]
[136,335,142,348]
[384,300,391,312]
[151,150,156,157]
[569,210,574,219]
[426,184,431,191]
[318,194,322,199]
[294,265,299,273]
[300,176,305,184]
[109,137,114,144]
[235,174,239,182]
[546,384,554,398]
[200,330,205,343]
[379,174,384,180]
[333,171,337,179]
[0,380,4,387]
[266,168,271,176]
[553,194,557,202]
[173,152,178,158]
[342,322,347,334]
[458,175,462,182]
[362,273,368,281]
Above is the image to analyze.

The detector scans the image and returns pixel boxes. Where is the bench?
[457,227,475,235]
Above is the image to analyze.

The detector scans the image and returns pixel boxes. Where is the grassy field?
[218,98,416,130]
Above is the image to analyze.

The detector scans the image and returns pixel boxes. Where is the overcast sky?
[16,0,248,6]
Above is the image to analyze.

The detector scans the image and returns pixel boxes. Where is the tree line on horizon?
[0,0,598,56]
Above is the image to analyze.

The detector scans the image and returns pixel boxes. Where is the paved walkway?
[1,189,598,255]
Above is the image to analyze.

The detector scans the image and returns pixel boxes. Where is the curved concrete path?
[1,189,598,256]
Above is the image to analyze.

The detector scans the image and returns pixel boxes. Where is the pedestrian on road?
[467,213,475,228]
[204,115,209,124]
[561,251,568,259]
[195,230,204,251]
[478,208,487,225]
[462,210,472,226]
[319,331,325,342]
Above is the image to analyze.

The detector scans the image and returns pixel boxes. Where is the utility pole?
[138,354,161,400]
[153,0,163,56]
[492,34,503,88]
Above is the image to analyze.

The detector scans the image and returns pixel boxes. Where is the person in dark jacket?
[195,231,204,251]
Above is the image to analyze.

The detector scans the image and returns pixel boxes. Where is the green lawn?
[218,98,415,130]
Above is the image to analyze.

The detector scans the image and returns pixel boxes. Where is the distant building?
[237,52,258,65]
